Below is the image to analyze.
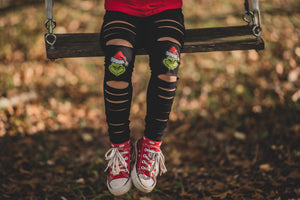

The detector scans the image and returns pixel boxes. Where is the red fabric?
[105,0,183,17]
[136,136,161,179]
[109,140,131,181]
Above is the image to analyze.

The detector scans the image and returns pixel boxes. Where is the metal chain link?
[45,0,56,49]
[251,0,262,37]
[243,0,252,24]
[242,0,262,38]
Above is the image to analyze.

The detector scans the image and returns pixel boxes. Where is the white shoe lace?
[141,148,167,177]
[104,148,129,176]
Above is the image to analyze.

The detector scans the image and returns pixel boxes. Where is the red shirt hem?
[105,1,182,17]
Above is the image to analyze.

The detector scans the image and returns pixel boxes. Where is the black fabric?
[100,9,185,49]
[145,41,181,141]
[100,9,185,143]
[149,41,182,76]
[100,11,138,48]
[104,83,132,144]
[145,75,178,142]
[104,45,135,82]
[103,45,134,144]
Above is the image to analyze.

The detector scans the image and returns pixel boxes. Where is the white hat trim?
[111,57,128,66]
[166,51,179,60]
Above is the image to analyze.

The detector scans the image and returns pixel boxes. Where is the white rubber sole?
[107,177,132,196]
[131,140,155,193]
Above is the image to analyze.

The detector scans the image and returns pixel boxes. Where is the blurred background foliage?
[0,0,299,199]
[0,0,299,137]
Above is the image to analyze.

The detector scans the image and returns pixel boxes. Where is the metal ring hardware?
[45,19,57,48]
[45,33,57,49]
[243,11,254,24]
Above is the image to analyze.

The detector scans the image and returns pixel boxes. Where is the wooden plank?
[183,39,264,53]
[46,25,264,59]
[46,38,264,58]
[185,25,253,42]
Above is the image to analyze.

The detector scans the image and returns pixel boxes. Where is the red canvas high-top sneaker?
[104,140,132,196]
[131,136,167,193]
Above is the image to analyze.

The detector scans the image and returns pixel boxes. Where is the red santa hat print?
[166,47,180,61]
[111,51,129,66]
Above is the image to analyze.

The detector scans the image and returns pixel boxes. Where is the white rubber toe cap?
[110,178,128,188]
[139,175,154,187]
[108,178,132,196]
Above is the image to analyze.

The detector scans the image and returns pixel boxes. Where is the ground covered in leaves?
[0,0,300,199]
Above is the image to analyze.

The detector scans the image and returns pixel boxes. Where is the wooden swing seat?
[45,25,264,60]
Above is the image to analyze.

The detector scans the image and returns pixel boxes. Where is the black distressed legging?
[100,9,185,144]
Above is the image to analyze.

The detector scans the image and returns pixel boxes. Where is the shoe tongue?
[111,140,130,148]
[143,136,162,148]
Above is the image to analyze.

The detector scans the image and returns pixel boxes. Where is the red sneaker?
[131,136,167,193]
[104,140,132,196]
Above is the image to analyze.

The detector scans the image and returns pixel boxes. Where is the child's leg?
[100,11,138,144]
[103,45,134,144]
[131,9,185,192]
[145,9,185,142]
[131,37,183,192]
[100,11,139,196]
[145,42,180,141]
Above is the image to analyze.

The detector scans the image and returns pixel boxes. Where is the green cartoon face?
[163,56,179,70]
[109,62,126,77]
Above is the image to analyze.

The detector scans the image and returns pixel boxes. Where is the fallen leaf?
[234,131,246,140]
[213,190,232,198]
[19,167,32,175]
[47,160,55,166]
[139,197,152,200]
[259,163,272,172]
[76,178,85,184]
[286,171,300,180]
[81,133,93,142]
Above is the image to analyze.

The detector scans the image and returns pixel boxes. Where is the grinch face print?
[163,47,180,70]
[109,51,129,76]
